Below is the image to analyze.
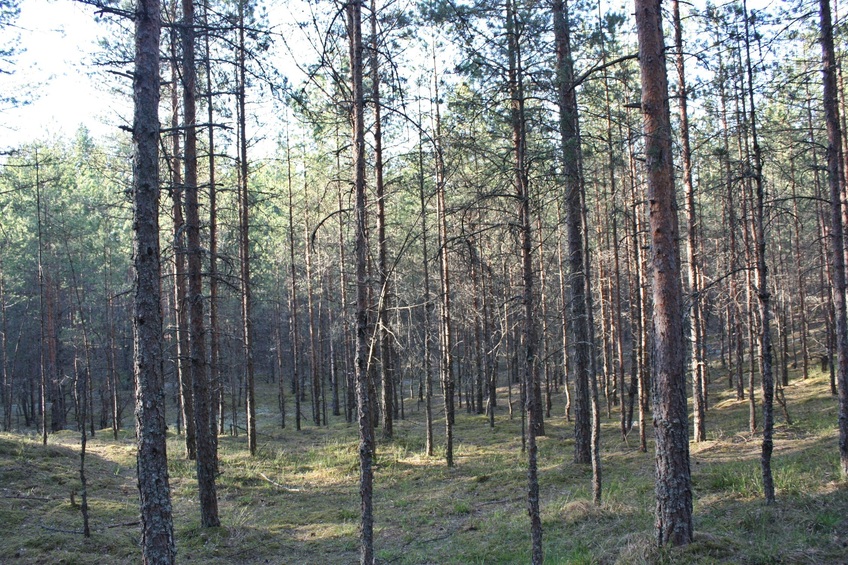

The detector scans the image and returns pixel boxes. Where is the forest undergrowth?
[1,367,846,564]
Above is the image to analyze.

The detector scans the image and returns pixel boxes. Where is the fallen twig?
[40,523,84,535]
[3,494,50,501]
[101,521,140,529]
[258,472,302,492]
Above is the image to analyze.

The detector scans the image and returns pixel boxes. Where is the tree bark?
[820,0,848,478]
[182,0,219,526]
[741,0,775,503]
[348,2,375,562]
[433,45,454,469]
[554,0,588,463]
[672,0,705,443]
[635,0,693,546]
[131,0,177,558]
[168,20,195,458]
[235,0,257,454]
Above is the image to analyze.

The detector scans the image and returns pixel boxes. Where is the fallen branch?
[477,497,520,506]
[40,524,84,535]
[3,494,50,501]
[258,472,302,492]
[101,521,140,529]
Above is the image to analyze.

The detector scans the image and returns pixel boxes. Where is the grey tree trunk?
[348,1,375,562]
[131,0,176,559]
[236,0,257,455]
[433,46,455,469]
[554,0,589,463]
[741,0,775,503]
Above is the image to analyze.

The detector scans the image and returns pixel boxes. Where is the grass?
[1,369,847,564]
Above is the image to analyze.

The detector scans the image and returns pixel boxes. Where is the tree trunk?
[182,0,219,526]
[635,0,693,546]
[202,0,222,440]
[304,193,321,426]
[35,149,51,442]
[169,21,195,458]
[673,0,705,443]
[740,0,775,503]
[286,135,302,431]
[820,0,848,478]
[418,121,435,455]
[1,265,10,432]
[370,0,394,440]
[716,50,745,401]
[235,0,257,454]
[555,202,571,422]
[554,0,588,463]
[433,46,454,468]
[348,2,375,562]
[73,356,90,538]
[131,0,176,558]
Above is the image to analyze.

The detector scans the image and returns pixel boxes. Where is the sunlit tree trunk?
[234,0,257,454]
[635,0,693,546]
[672,0,705,443]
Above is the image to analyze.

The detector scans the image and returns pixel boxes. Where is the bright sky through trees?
[0,0,778,151]
[2,0,124,148]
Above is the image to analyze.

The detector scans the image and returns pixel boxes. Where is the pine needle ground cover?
[1,372,846,564]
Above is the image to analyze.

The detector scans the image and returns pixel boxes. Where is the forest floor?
[1,368,847,564]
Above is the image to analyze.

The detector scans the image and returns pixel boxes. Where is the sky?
[0,0,784,152]
[1,0,314,154]
[2,0,129,149]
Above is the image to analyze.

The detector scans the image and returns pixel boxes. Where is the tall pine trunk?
[348,2,375,562]
[554,0,589,463]
[169,21,195,457]
[672,0,705,443]
[236,0,257,454]
[131,0,176,558]
[635,0,693,546]
[433,46,455,468]
[182,0,219,526]
[820,0,848,478]
[741,0,775,503]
